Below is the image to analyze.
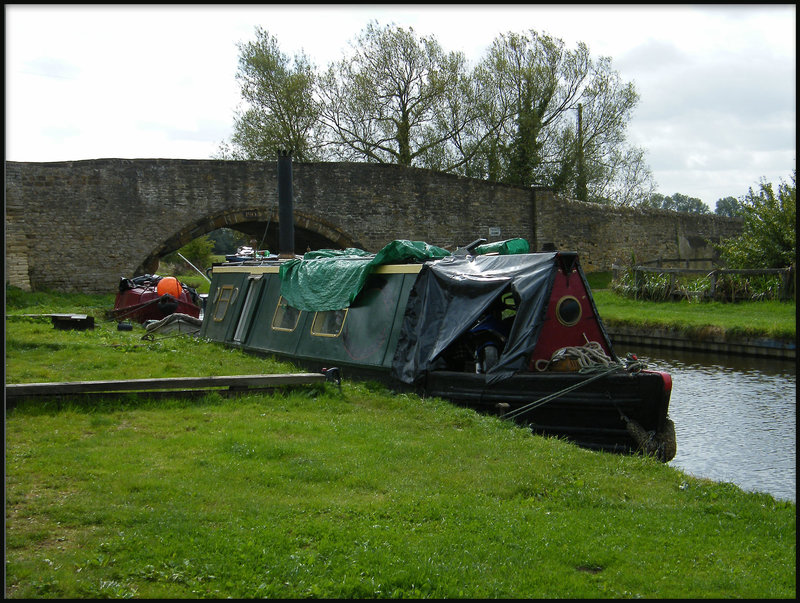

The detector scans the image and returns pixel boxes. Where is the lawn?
[4,287,796,598]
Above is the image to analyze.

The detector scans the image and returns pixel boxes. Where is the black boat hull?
[424,369,674,458]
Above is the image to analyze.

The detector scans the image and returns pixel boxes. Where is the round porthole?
[556,296,582,326]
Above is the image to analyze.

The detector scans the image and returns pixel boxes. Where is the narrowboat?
[199,239,676,461]
[112,274,202,323]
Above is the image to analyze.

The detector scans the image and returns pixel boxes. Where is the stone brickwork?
[532,190,743,272]
[5,159,742,293]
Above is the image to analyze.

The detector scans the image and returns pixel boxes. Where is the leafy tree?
[600,144,656,207]
[464,30,652,202]
[465,31,588,187]
[206,228,250,254]
[218,27,321,161]
[715,196,745,217]
[643,192,710,213]
[317,21,477,168]
[570,56,654,205]
[643,193,668,210]
[672,193,709,214]
[163,235,215,272]
[222,23,654,207]
[717,172,796,269]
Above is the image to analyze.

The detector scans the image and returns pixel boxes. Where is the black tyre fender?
[482,344,500,372]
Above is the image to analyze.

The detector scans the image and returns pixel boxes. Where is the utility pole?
[576,104,587,202]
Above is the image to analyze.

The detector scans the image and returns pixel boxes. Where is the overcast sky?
[5,4,796,209]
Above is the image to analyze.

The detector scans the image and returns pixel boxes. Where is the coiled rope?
[533,340,614,372]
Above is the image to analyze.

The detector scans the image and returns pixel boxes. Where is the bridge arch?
[139,207,362,274]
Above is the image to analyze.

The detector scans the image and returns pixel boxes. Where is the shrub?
[716,172,796,270]
[162,236,215,274]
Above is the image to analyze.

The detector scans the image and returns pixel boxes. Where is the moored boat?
[112,274,202,323]
[200,239,676,461]
[224,245,276,263]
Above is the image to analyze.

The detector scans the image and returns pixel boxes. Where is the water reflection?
[616,344,796,502]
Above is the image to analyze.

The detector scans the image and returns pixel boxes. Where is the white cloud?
[5,4,795,206]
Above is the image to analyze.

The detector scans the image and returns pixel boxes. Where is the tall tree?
[715,196,745,217]
[317,21,477,168]
[221,23,655,208]
[569,55,652,204]
[601,145,656,206]
[466,31,587,186]
[463,30,650,202]
[641,192,709,213]
[218,27,321,161]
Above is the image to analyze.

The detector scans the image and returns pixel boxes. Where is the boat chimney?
[277,150,295,258]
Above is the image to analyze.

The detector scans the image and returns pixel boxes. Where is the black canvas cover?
[392,253,558,385]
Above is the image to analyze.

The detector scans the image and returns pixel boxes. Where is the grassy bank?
[592,290,795,341]
[4,288,796,598]
[582,271,795,341]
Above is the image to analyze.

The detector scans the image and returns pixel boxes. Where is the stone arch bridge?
[5,158,742,293]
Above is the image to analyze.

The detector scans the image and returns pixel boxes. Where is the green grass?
[585,270,613,290]
[583,269,796,340]
[592,290,795,340]
[6,386,796,598]
[4,287,797,598]
[4,289,292,385]
[178,274,211,294]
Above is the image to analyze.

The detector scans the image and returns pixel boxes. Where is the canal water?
[616,344,796,503]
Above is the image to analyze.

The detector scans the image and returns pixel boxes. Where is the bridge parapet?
[5,159,742,293]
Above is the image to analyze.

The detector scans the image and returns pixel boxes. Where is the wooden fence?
[635,257,718,269]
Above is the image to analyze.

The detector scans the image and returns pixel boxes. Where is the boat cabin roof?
[208,239,606,385]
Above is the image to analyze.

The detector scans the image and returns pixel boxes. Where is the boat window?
[272,297,302,332]
[556,295,582,326]
[213,285,238,322]
[311,309,347,337]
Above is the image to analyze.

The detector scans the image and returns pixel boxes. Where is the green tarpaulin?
[278,240,450,311]
[475,238,530,256]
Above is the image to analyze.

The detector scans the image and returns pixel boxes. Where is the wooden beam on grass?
[6,373,328,402]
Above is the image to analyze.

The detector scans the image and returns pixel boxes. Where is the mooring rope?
[500,340,675,460]
[502,341,646,422]
[617,408,677,462]
[501,363,623,422]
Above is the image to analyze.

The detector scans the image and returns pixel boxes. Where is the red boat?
[112,274,202,323]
